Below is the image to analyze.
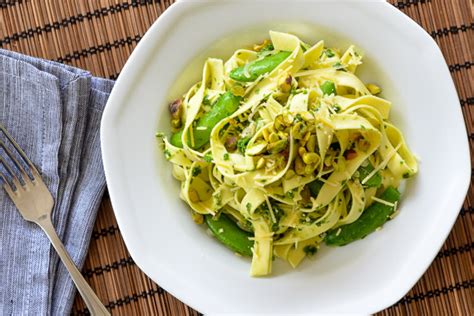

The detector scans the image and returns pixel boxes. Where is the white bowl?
[101,0,470,314]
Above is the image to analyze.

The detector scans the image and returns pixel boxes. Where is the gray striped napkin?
[0,49,114,315]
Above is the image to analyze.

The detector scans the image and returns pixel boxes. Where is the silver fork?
[0,125,110,316]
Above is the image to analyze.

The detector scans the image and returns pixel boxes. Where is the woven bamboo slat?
[0,1,472,314]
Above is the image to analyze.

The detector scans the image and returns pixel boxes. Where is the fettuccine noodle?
[159,31,418,276]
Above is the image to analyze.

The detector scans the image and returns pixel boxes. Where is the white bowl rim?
[101,0,471,314]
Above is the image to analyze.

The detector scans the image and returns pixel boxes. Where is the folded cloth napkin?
[0,49,114,315]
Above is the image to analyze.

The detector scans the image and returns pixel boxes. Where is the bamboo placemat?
[1,0,472,315]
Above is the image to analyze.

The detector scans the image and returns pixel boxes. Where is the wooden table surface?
[1,1,472,315]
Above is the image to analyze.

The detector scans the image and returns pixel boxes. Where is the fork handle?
[38,217,110,316]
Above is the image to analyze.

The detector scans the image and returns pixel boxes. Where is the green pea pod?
[169,91,241,149]
[170,129,183,148]
[193,91,241,149]
[358,162,382,187]
[205,213,254,257]
[230,51,291,82]
[325,187,400,247]
[321,80,336,95]
[308,180,324,197]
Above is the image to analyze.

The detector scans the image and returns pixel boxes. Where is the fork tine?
[0,168,16,196]
[0,156,22,190]
[0,140,31,184]
[0,124,39,175]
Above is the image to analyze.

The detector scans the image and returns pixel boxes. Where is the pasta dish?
[158,31,418,276]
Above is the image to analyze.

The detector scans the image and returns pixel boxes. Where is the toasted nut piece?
[283,113,294,125]
[306,135,317,152]
[305,163,318,175]
[357,139,370,152]
[301,111,314,122]
[278,75,292,93]
[267,139,288,154]
[256,157,266,169]
[171,118,182,129]
[295,157,305,175]
[253,39,271,51]
[303,152,320,164]
[225,136,238,151]
[188,189,200,203]
[285,169,296,179]
[324,156,333,167]
[266,158,276,169]
[246,141,268,156]
[307,123,317,133]
[274,115,285,131]
[344,149,357,160]
[228,118,238,126]
[269,132,279,143]
[262,128,270,142]
[301,131,311,145]
[230,84,246,96]
[298,146,307,158]
[366,83,381,95]
[169,98,183,118]
[292,122,308,139]
[192,212,204,224]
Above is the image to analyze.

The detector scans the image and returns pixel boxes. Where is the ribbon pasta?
[160,31,418,276]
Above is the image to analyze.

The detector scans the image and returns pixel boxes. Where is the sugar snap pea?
[193,91,241,149]
[308,180,324,197]
[325,187,400,246]
[170,129,184,148]
[230,51,291,82]
[358,162,382,187]
[170,91,241,149]
[205,213,254,257]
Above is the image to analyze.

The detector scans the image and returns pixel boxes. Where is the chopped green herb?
[223,153,230,161]
[155,132,165,138]
[286,190,294,199]
[246,202,252,212]
[403,172,410,179]
[332,104,341,113]
[256,47,274,58]
[271,222,279,232]
[192,166,202,177]
[203,153,213,163]
[324,49,335,57]
[202,95,211,105]
[237,136,251,154]
[332,62,347,71]
[258,43,274,55]
[303,245,318,256]
[213,192,222,206]
[321,81,336,95]
[164,149,172,159]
